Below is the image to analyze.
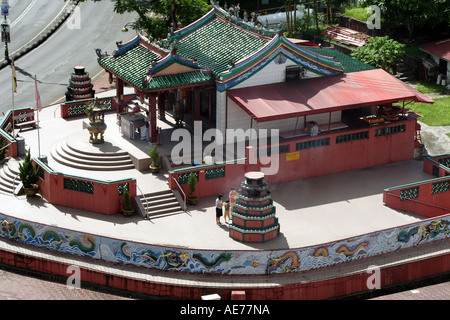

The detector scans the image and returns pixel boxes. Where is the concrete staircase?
[135,189,185,219]
[395,61,417,82]
[51,139,135,171]
[0,158,21,195]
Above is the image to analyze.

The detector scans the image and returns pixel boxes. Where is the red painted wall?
[60,94,136,119]
[383,176,450,218]
[0,246,448,300]
[36,161,136,215]
[170,119,418,199]
[169,161,248,199]
[0,108,35,158]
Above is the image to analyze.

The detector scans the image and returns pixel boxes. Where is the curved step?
[55,141,133,167]
[51,142,135,171]
[0,159,21,195]
[65,139,130,158]
[61,140,131,162]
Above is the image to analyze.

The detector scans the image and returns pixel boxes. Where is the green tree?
[351,36,405,71]
[77,0,210,40]
[377,0,449,41]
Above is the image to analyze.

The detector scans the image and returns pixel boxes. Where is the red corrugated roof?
[227,69,434,122]
[420,38,450,61]
[321,26,370,47]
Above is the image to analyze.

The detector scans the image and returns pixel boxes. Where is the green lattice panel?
[118,183,129,195]
[432,181,450,194]
[296,138,330,151]
[178,171,199,185]
[400,187,419,201]
[63,178,94,194]
[205,167,225,180]
[438,158,450,169]
[336,131,368,144]
[68,104,88,116]
[68,100,112,116]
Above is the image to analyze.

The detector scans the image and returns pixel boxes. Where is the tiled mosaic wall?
[0,212,448,275]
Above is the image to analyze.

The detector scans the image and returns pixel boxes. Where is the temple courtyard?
[0,87,435,251]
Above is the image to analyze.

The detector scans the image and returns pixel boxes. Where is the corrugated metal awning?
[227,69,434,122]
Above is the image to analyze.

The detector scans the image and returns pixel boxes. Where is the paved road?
[0,0,137,114]
[0,265,133,300]
[0,262,448,300]
[1,0,68,65]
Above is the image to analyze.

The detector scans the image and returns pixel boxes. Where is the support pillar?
[185,89,191,113]
[149,93,157,143]
[158,92,166,120]
[194,87,201,121]
[116,78,124,113]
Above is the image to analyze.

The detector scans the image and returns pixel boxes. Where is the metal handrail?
[136,184,151,219]
[171,176,187,211]
[0,142,12,153]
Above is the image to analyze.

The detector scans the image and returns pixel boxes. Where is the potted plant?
[148,145,161,174]
[122,185,134,216]
[18,149,40,197]
[187,172,198,205]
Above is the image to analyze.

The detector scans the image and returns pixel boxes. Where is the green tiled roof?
[145,71,213,90]
[175,18,270,76]
[304,47,375,73]
[99,43,161,87]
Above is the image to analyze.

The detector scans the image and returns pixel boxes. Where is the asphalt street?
[0,0,138,113]
[1,0,68,64]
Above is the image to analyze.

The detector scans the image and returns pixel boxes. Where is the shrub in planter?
[187,172,198,205]
[18,149,40,196]
[122,185,134,216]
[148,145,161,173]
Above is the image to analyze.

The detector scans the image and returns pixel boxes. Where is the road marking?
[11,0,38,28]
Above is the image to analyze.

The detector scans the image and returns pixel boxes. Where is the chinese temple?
[96,1,433,185]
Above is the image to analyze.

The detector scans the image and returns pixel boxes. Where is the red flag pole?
[35,75,41,158]
[11,60,16,138]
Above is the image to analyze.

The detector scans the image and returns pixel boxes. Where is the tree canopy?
[376,0,450,41]
[351,36,405,71]
[77,0,211,39]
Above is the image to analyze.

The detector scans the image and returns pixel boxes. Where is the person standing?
[145,111,149,142]
[215,194,223,225]
[309,121,319,136]
[223,201,231,224]
[229,187,238,216]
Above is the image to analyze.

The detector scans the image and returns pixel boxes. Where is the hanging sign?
[1,19,10,43]
[1,0,8,17]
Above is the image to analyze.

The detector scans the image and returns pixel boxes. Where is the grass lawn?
[398,96,450,126]
[416,81,448,94]
[343,7,371,22]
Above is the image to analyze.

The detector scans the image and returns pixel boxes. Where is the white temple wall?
[216,57,323,135]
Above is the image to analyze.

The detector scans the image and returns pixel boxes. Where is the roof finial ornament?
[228,58,235,69]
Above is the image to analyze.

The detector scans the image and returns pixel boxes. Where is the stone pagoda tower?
[65,66,95,102]
[229,172,280,243]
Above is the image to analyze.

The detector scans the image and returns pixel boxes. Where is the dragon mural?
[0,213,449,275]
[267,251,300,273]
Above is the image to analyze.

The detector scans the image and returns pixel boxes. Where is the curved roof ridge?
[148,52,201,75]
[220,34,344,80]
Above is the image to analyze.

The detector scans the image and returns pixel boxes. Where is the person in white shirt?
[215,194,223,225]
[308,121,319,136]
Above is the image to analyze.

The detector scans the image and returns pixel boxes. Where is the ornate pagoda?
[65,66,95,102]
[229,171,280,243]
